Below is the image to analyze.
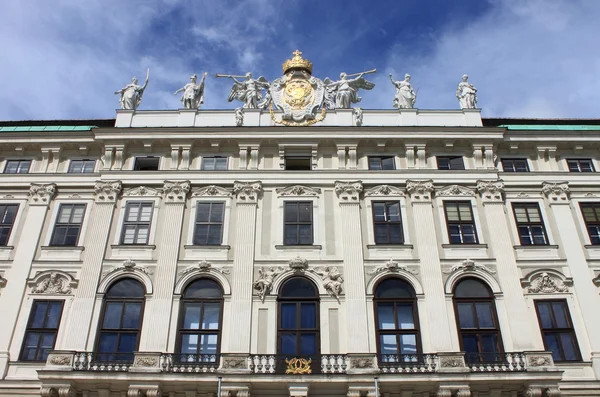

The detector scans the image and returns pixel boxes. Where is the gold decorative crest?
[285,357,312,374]
[282,50,313,74]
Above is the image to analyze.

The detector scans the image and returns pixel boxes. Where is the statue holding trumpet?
[324,69,376,109]
[216,72,270,109]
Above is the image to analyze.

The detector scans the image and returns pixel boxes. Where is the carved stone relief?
[162,180,191,203]
[526,272,568,294]
[123,186,161,197]
[476,179,504,202]
[406,180,434,201]
[31,272,73,295]
[335,181,363,202]
[364,185,404,197]
[233,181,262,203]
[103,259,153,277]
[94,180,122,203]
[443,258,496,275]
[436,185,475,197]
[276,185,321,196]
[29,183,56,204]
[367,259,418,276]
[542,181,570,202]
[192,185,233,197]
[178,260,230,278]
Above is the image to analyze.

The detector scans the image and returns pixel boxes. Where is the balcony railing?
[466,352,526,372]
[378,354,437,373]
[73,352,133,372]
[249,355,347,374]
[161,353,219,373]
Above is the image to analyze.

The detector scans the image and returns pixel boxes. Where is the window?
[567,159,594,173]
[0,204,18,246]
[20,301,64,361]
[436,156,465,170]
[284,202,313,245]
[50,204,86,246]
[372,202,403,244]
[512,203,548,245]
[193,203,225,245]
[177,279,223,363]
[133,156,160,171]
[201,157,228,171]
[369,156,395,170]
[444,201,478,244]
[278,277,320,372]
[501,158,529,172]
[453,278,503,364]
[96,279,145,362]
[4,160,31,174]
[68,160,96,173]
[374,279,421,363]
[535,300,581,362]
[580,203,600,245]
[285,156,311,170]
[120,202,153,245]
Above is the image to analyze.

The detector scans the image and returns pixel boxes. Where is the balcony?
[465,352,526,372]
[378,354,437,373]
[249,355,347,374]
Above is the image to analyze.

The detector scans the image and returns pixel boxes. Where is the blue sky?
[1,0,598,120]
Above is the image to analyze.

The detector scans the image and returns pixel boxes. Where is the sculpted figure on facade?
[353,107,363,126]
[253,266,285,302]
[390,73,416,109]
[456,74,477,109]
[324,69,376,109]
[527,272,568,294]
[218,72,270,109]
[315,266,344,299]
[115,69,150,110]
[174,72,207,109]
[32,272,72,294]
[235,107,244,126]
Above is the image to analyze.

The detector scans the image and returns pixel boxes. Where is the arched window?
[453,278,503,363]
[177,278,223,363]
[278,277,320,364]
[374,278,421,362]
[96,278,145,362]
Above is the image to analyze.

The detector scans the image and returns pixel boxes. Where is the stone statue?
[456,74,477,109]
[235,107,244,127]
[174,72,207,109]
[390,73,416,109]
[315,266,343,299]
[253,266,285,302]
[114,69,150,110]
[324,69,376,109]
[217,72,270,109]
[32,273,71,294]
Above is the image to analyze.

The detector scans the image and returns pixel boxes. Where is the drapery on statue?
[216,72,270,109]
[174,72,207,109]
[253,266,285,301]
[390,73,417,109]
[324,69,376,109]
[456,74,478,109]
[114,69,150,110]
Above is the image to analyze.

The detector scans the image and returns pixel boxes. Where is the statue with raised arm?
[324,69,376,109]
[456,74,478,109]
[174,72,207,109]
[114,69,150,110]
[216,72,270,109]
[390,73,416,109]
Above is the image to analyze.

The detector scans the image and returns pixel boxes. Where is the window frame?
[512,202,550,246]
[371,201,404,245]
[49,203,87,247]
[19,300,64,362]
[580,202,600,245]
[566,158,595,173]
[283,201,314,246]
[443,201,479,245]
[368,156,396,171]
[0,204,19,246]
[436,156,465,170]
[193,202,225,246]
[133,156,161,171]
[201,156,228,171]
[119,201,155,245]
[4,159,32,174]
[501,158,530,172]
[67,159,96,173]
[534,299,582,362]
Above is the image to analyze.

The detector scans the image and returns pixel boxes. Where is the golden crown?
[282,50,313,74]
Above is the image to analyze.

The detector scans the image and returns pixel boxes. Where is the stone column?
[0,183,56,378]
[406,180,453,352]
[542,182,600,377]
[61,181,123,351]
[228,181,262,353]
[142,181,190,351]
[476,180,536,350]
[335,181,369,352]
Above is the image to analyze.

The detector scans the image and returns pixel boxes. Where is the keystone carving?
[233,181,262,203]
[105,259,153,277]
[406,180,434,201]
[527,272,568,294]
[29,183,56,204]
[542,181,570,202]
[289,256,309,271]
[444,258,496,274]
[94,181,122,203]
[476,179,504,202]
[162,180,191,203]
[178,260,230,277]
[436,184,475,197]
[367,259,418,276]
[335,181,363,202]
[364,185,404,197]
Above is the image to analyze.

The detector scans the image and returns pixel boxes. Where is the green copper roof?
[0,125,96,132]
[500,124,600,131]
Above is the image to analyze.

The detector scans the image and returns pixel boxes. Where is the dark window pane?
[46,302,63,328]
[560,333,578,361]
[122,303,142,328]
[380,334,398,355]
[399,334,417,354]
[133,157,160,171]
[280,278,317,297]
[183,303,202,329]
[480,334,499,353]
[281,303,297,329]
[372,203,386,220]
[23,333,40,360]
[368,157,382,170]
[300,334,317,355]
[397,304,415,329]
[455,279,491,298]
[475,303,494,328]
[118,333,137,353]
[106,279,145,298]
[551,302,569,328]
[98,333,118,353]
[537,302,553,328]
[30,302,48,328]
[381,157,395,170]
[377,303,395,329]
[457,303,476,328]
[103,303,123,328]
[184,279,222,299]
[544,334,561,361]
[300,303,316,329]
[462,335,479,354]
[196,204,211,222]
[284,225,298,245]
[181,334,198,354]
[199,334,218,354]
[202,303,221,329]
[280,333,297,355]
[375,278,414,298]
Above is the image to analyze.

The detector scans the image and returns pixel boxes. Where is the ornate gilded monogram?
[285,357,312,374]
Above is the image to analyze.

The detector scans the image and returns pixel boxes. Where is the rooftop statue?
[324,69,376,109]
[174,72,207,109]
[217,72,270,109]
[390,73,416,109]
[114,69,150,110]
[456,74,478,109]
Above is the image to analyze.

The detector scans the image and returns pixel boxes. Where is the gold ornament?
[282,50,313,74]
[270,104,326,127]
[285,357,312,374]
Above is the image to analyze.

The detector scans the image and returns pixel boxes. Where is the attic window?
[285,156,311,171]
[134,156,160,171]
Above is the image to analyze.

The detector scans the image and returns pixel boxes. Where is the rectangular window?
[535,300,581,362]
[368,156,396,170]
[193,202,225,245]
[201,157,228,171]
[284,202,313,245]
[436,156,465,170]
[372,201,404,244]
[68,160,96,173]
[0,204,18,246]
[501,158,529,172]
[20,301,64,361]
[133,156,160,171]
[580,203,600,245]
[567,159,594,173]
[120,202,153,245]
[4,160,31,174]
[284,156,311,170]
[50,204,86,246]
[444,201,478,244]
[513,203,548,245]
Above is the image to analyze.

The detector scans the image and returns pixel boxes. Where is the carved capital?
[545,387,561,397]
[145,389,162,397]
[436,389,452,397]
[94,181,122,203]
[476,179,505,202]
[162,180,191,203]
[335,180,363,202]
[525,388,543,397]
[58,387,75,397]
[127,389,143,397]
[40,387,58,397]
[456,390,471,397]
[29,183,56,205]
[233,181,262,203]
[542,181,570,203]
[406,179,434,202]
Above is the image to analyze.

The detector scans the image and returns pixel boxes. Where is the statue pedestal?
[178,109,197,126]
[398,108,418,125]
[115,109,135,127]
